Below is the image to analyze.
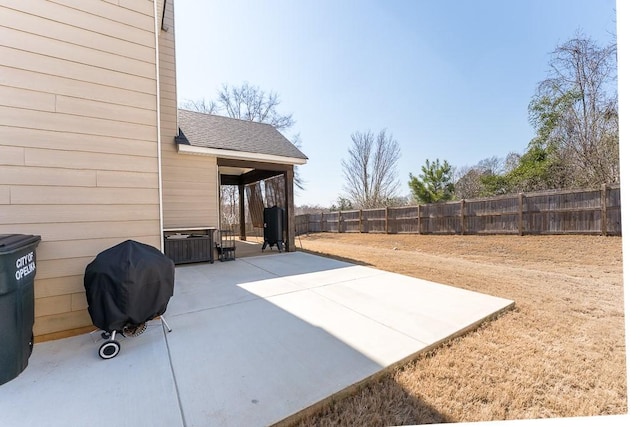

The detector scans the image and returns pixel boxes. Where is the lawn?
[290,233,627,426]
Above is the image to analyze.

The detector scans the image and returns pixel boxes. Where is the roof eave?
[176,144,308,166]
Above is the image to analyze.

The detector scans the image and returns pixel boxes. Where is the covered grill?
[84,240,174,359]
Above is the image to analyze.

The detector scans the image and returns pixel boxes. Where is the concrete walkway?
[0,252,513,427]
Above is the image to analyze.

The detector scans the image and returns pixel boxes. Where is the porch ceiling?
[218,166,252,176]
[220,169,283,186]
[218,158,292,186]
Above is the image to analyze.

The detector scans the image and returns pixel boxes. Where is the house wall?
[159,1,219,230]
[0,0,163,339]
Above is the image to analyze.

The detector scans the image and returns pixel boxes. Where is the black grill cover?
[84,240,175,332]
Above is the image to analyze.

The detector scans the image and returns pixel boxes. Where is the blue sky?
[174,0,618,208]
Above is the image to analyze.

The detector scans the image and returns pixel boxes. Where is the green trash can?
[0,234,41,386]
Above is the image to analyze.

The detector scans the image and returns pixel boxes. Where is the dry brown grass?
[290,233,627,426]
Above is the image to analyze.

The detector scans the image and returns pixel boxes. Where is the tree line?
[339,33,619,209]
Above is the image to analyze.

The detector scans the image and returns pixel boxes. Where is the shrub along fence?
[295,184,621,236]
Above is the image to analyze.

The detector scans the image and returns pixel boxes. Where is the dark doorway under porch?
[218,158,296,253]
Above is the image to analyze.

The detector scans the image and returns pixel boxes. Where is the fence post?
[460,199,465,235]
[385,207,389,234]
[338,211,343,233]
[417,205,422,234]
[359,209,363,233]
[424,204,429,234]
[320,212,324,232]
[518,193,524,236]
[601,184,608,236]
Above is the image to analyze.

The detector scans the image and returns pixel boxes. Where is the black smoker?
[84,240,174,359]
[262,206,285,252]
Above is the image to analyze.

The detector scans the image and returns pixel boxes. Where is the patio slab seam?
[162,326,188,427]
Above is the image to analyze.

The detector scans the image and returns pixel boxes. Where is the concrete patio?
[0,251,514,427]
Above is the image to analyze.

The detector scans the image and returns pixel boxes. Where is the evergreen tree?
[408,159,455,204]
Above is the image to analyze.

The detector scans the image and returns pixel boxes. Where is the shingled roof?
[176,109,308,161]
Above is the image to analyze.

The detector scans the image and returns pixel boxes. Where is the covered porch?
[165,109,307,261]
[218,158,295,249]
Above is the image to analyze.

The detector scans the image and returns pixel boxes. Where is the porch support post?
[284,165,296,252]
[239,183,246,241]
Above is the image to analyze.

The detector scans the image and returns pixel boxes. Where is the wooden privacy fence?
[295,184,622,236]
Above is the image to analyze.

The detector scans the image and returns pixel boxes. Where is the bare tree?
[220,185,239,228]
[341,129,401,209]
[180,98,217,114]
[454,166,484,200]
[454,155,518,199]
[530,34,618,187]
[217,82,294,131]
[182,82,294,130]
[503,152,521,174]
[477,156,505,176]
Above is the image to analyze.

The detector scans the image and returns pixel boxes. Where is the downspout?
[161,0,169,31]
[154,0,166,251]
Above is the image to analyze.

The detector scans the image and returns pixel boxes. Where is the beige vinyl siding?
[22,149,159,173]
[158,0,219,230]
[7,187,160,206]
[0,25,154,79]
[0,85,56,112]
[161,154,219,228]
[2,0,156,46]
[0,187,9,204]
[0,166,98,187]
[35,277,84,301]
[0,106,157,141]
[0,146,26,165]
[0,127,158,157]
[0,0,161,338]
[0,205,160,224]
[3,7,155,63]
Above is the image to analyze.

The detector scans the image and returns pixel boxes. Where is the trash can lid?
[0,234,42,254]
